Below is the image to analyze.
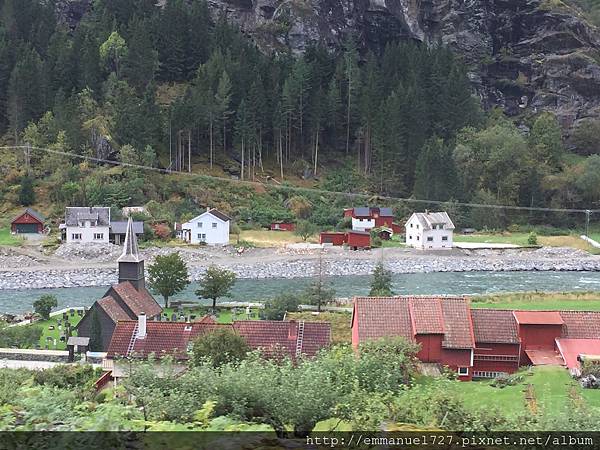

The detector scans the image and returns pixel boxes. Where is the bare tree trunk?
[279,129,284,181]
[188,129,191,173]
[209,118,214,169]
[241,138,245,181]
[314,128,319,176]
[346,75,351,155]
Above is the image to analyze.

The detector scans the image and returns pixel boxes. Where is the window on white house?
[410,223,413,228]
[416,224,419,229]
[417,236,420,240]
[442,236,448,241]
[427,236,433,242]
[458,367,469,376]
[197,233,206,240]
[212,222,217,228]
[409,235,412,240]
[197,222,203,228]
[72,233,81,240]
[93,233,103,240]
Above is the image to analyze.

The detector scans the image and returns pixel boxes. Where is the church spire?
[118,217,141,263]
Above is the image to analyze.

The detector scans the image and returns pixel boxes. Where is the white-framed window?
[416,224,419,229]
[417,236,420,240]
[212,222,217,228]
[197,233,206,240]
[410,223,413,228]
[442,236,448,241]
[473,371,507,379]
[93,233,103,240]
[409,235,412,240]
[197,222,203,228]
[427,236,433,242]
[458,367,469,376]
[71,233,82,240]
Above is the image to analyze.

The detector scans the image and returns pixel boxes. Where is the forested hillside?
[1,0,599,230]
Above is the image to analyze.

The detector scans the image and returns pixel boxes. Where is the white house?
[405,211,454,250]
[180,208,231,245]
[60,207,111,244]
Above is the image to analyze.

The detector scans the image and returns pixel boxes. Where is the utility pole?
[585,210,591,237]
[25,142,31,174]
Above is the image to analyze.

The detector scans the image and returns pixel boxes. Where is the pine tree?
[369,262,393,296]
[123,17,157,91]
[19,176,35,206]
[342,35,359,155]
[214,71,233,153]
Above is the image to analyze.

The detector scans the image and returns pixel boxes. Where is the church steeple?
[118,217,145,290]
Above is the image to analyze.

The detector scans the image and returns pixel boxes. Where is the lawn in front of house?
[445,366,600,419]
[0,228,22,246]
[454,232,532,246]
[471,291,600,311]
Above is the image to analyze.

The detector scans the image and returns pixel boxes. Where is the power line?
[2,144,599,215]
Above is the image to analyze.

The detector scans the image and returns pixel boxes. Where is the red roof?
[471,309,520,344]
[109,283,162,319]
[560,311,600,338]
[107,318,219,359]
[525,349,564,366]
[513,311,564,325]
[352,296,474,349]
[233,320,331,359]
[107,319,330,361]
[556,338,600,370]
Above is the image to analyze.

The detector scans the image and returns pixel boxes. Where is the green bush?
[527,231,538,246]
[261,294,301,320]
[33,364,98,389]
[0,324,42,348]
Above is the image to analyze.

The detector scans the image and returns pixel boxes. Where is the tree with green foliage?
[529,112,564,169]
[195,265,236,312]
[89,308,102,352]
[304,278,335,313]
[99,31,128,78]
[191,327,250,367]
[0,322,42,349]
[369,262,393,296]
[19,176,35,206]
[294,220,317,242]
[33,295,57,320]
[147,252,191,308]
[261,294,301,320]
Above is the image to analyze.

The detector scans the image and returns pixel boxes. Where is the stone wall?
[0,349,69,363]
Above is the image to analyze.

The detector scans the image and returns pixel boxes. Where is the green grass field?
[446,366,600,418]
[454,233,532,246]
[589,233,600,244]
[471,291,600,311]
[0,228,22,246]
[161,306,261,324]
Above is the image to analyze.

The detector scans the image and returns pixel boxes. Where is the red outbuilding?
[320,231,346,246]
[270,222,295,231]
[10,208,45,234]
[346,230,371,250]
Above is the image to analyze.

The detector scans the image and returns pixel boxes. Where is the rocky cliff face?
[56,0,600,133]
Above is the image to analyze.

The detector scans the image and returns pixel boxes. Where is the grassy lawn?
[287,311,352,344]
[238,229,317,247]
[471,291,600,311]
[33,312,82,350]
[446,366,600,418]
[161,306,261,323]
[589,233,600,244]
[454,232,532,246]
[0,228,22,246]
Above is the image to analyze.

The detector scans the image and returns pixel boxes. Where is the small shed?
[11,208,45,234]
[67,336,90,362]
[347,230,371,250]
[320,232,346,246]
[270,222,295,231]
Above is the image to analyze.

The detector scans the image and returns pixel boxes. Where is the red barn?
[514,311,565,365]
[10,208,45,234]
[352,296,475,380]
[471,309,521,377]
[320,231,346,246]
[270,222,295,231]
[346,230,371,250]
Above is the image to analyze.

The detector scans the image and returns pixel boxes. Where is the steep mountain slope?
[56,0,600,133]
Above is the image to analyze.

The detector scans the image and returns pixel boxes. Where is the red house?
[270,222,295,231]
[353,296,600,380]
[346,230,371,250]
[320,231,346,246]
[10,208,45,234]
[352,296,475,380]
[344,207,402,234]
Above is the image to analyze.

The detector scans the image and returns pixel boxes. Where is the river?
[1,270,600,314]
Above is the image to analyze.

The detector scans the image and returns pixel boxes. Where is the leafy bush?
[581,360,600,378]
[491,373,523,388]
[527,231,538,246]
[191,328,250,367]
[261,294,301,320]
[0,323,42,348]
[33,364,98,389]
[33,295,58,320]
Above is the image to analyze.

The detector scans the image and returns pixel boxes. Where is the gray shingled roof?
[409,211,455,230]
[379,207,393,217]
[353,207,370,217]
[110,221,144,234]
[65,207,110,226]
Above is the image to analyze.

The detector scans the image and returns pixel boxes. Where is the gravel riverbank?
[0,244,598,290]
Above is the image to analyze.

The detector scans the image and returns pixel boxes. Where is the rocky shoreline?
[1,246,599,290]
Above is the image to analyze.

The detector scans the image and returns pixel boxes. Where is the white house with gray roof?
[180,208,231,245]
[405,211,454,250]
[61,207,111,244]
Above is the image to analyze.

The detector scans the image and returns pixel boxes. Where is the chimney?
[288,320,298,341]
[425,209,429,214]
[206,206,210,212]
[137,312,147,339]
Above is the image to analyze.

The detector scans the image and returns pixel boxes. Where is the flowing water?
[1,270,600,314]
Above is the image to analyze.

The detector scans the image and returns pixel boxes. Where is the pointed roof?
[117,217,142,263]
